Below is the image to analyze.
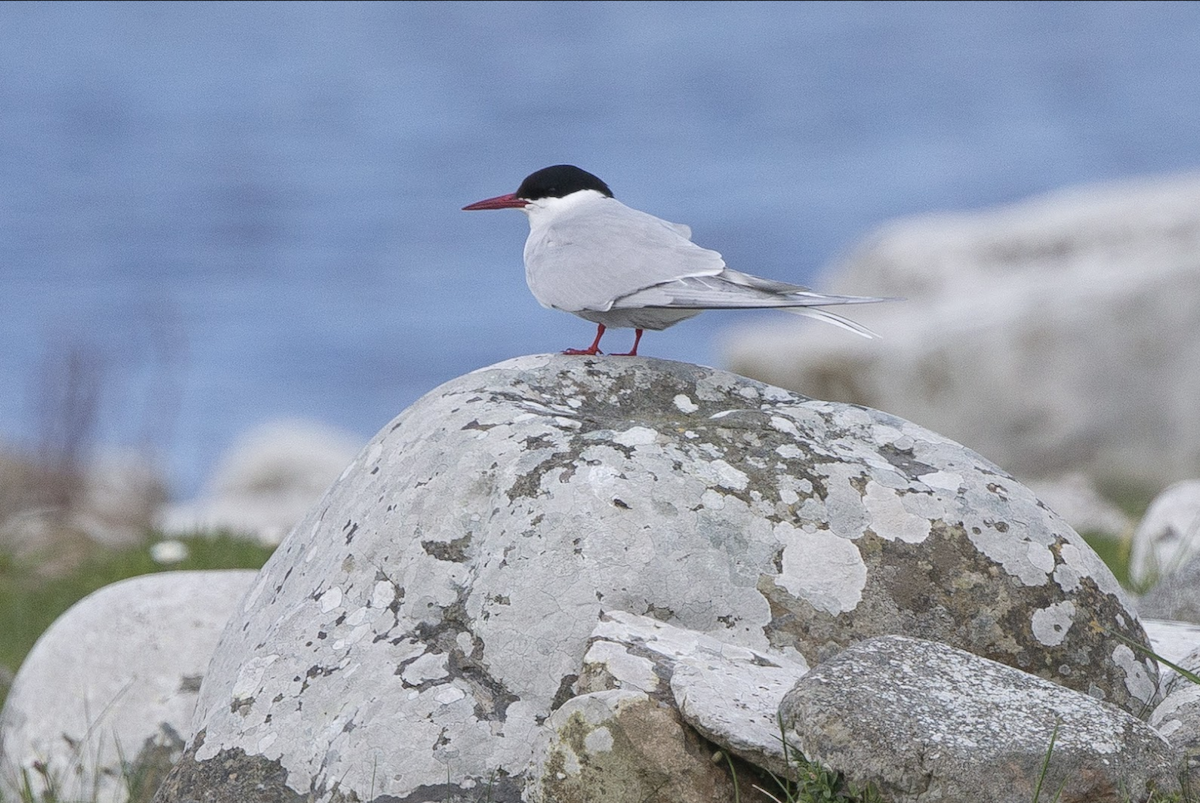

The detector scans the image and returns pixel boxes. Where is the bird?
[463,164,890,356]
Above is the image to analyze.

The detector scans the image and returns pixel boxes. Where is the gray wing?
[613,268,888,308]
[612,268,891,338]
[524,197,725,313]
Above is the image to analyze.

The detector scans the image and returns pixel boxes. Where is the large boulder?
[723,173,1200,491]
[155,355,1154,802]
[780,635,1179,803]
[0,570,258,803]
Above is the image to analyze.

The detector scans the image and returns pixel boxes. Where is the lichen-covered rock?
[157,355,1155,802]
[528,690,755,803]
[1130,479,1200,589]
[1150,647,1200,785]
[0,570,258,803]
[780,635,1180,803]
[578,610,808,777]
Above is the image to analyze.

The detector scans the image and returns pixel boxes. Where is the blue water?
[2,1,1199,496]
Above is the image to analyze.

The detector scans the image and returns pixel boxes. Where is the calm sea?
[2,1,1199,495]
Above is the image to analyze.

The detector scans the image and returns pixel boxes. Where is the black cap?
[515,165,613,201]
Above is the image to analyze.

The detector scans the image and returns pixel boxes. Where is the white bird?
[463,164,890,356]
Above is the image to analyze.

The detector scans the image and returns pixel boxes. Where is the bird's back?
[523,194,726,314]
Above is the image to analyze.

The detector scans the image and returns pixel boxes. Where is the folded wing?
[524,198,725,313]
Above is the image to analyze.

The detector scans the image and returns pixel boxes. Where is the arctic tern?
[463,164,888,356]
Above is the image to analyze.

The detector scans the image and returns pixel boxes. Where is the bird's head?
[462,165,613,211]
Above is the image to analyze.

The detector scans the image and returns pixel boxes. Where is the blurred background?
[2,0,1200,502]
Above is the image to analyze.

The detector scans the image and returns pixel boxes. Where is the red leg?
[611,329,644,357]
[564,324,606,355]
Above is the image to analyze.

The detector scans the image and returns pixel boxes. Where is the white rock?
[159,419,361,545]
[153,356,1156,803]
[0,447,166,553]
[1130,479,1200,587]
[1150,652,1200,783]
[578,611,809,777]
[723,173,1200,491]
[0,570,258,803]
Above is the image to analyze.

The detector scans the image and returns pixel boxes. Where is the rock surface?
[158,419,362,546]
[576,610,808,777]
[780,635,1180,803]
[723,173,1200,491]
[529,689,755,803]
[0,570,258,803]
[155,355,1155,802]
[1149,638,1200,783]
[1130,479,1200,588]
[1142,557,1200,626]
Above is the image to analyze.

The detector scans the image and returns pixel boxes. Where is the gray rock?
[1151,663,1200,783]
[780,635,1180,803]
[1130,479,1200,589]
[1142,619,1200,697]
[528,689,753,803]
[0,570,258,803]
[577,610,808,777]
[1140,555,1200,626]
[155,355,1155,802]
[723,173,1200,491]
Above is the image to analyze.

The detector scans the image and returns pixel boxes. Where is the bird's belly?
[575,307,702,331]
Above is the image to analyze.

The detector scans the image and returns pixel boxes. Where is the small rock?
[0,447,166,557]
[1130,479,1200,588]
[150,538,190,564]
[1141,619,1200,697]
[0,570,259,803]
[69,450,168,547]
[1139,552,1200,625]
[780,635,1180,803]
[158,419,361,545]
[528,689,756,803]
[1150,668,1200,783]
[580,611,809,777]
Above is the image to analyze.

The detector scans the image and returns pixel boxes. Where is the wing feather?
[612,274,889,310]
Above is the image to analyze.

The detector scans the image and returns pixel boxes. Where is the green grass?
[0,531,276,711]
[1075,477,1157,593]
[1081,529,1136,589]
